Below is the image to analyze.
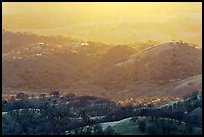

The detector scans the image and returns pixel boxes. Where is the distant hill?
[2,31,202,100]
[93,42,202,100]
[95,42,201,83]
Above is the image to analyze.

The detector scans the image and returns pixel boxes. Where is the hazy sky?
[2,2,202,46]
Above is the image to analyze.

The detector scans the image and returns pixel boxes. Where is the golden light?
[2,2,202,46]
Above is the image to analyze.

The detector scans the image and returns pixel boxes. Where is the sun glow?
[2,2,202,46]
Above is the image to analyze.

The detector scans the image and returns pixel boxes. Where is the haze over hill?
[2,2,202,101]
[2,30,202,101]
[2,2,202,135]
[2,2,202,46]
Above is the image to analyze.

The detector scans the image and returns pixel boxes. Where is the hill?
[93,42,202,100]
[2,31,202,101]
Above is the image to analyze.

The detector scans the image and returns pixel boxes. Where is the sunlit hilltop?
[2,2,202,46]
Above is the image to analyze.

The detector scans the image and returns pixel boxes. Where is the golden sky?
[2,2,202,46]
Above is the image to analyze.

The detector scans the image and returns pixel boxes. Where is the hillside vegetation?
[2,91,202,135]
[2,30,202,101]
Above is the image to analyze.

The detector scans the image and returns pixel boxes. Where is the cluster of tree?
[66,110,119,135]
[129,91,202,135]
[2,104,118,135]
[3,107,84,135]
[2,90,202,135]
[2,91,118,116]
[2,91,120,135]
[133,91,201,126]
[131,116,202,135]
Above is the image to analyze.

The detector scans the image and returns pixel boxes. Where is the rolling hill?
[93,42,202,100]
[2,31,202,100]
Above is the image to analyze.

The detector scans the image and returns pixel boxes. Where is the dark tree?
[16,92,29,100]
[49,90,60,97]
